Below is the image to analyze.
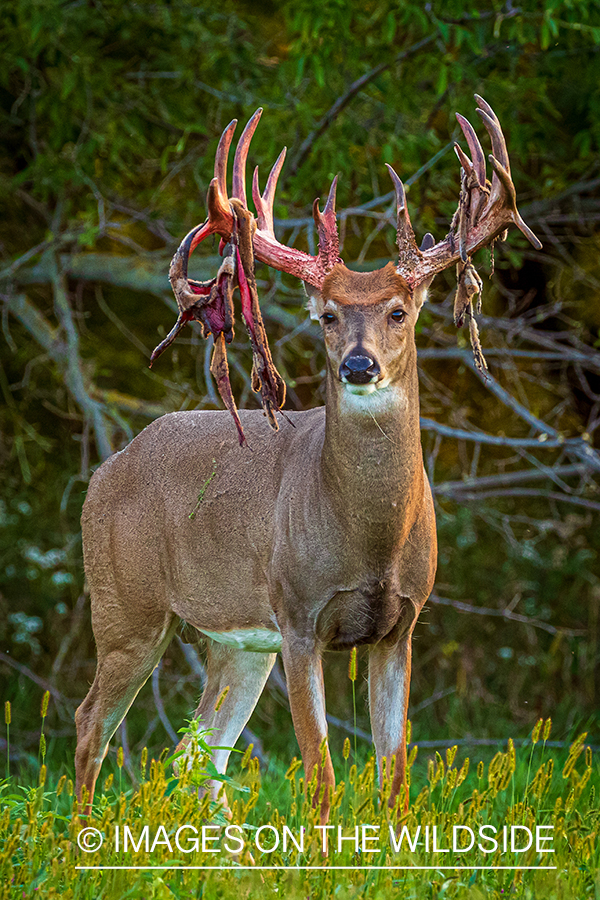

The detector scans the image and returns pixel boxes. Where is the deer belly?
[198,627,282,652]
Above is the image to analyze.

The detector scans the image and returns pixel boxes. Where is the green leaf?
[60,69,78,101]
[313,57,325,88]
[384,11,396,43]
[436,64,448,96]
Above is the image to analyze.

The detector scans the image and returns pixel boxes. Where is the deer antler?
[172,108,342,297]
[386,95,541,287]
[386,95,542,370]
[152,110,341,445]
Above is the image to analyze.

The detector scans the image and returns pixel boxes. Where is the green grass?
[1,707,599,899]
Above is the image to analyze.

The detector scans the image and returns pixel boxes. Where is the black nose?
[339,355,380,385]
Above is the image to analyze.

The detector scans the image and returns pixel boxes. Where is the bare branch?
[95,285,152,358]
[410,686,457,715]
[428,593,586,637]
[421,418,565,449]
[50,256,113,460]
[5,282,113,460]
[435,464,586,495]
[0,650,76,711]
[418,346,600,371]
[461,354,600,474]
[91,387,167,419]
[441,487,600,513]
[15,250,216,296]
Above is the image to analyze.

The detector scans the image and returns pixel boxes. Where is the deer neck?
[320,339,423,548]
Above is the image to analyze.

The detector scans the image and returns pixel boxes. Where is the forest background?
[1,0,600,784]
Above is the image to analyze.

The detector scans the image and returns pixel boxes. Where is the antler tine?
[323,175,337,217]
[312,176,341,270]
[172,223,209,286]
[215,118,237,199]
[163,227,211,333]
[312,176,338,223]
[477,109,511,173]
[488,155,543,249]
[232,107,263,207]
[455,113,486,186]
[386,162,406,213]
[453,129,488,263]
[188,111,262,256]
[263,147,287,212]
[474,98,511,210]
[251,167,267,231]
[473,97,542,250]
[474,95,510,170]
[454,142,475,178]
[188,119,240,254]
[252,147,286,233]
[385,163,421,270]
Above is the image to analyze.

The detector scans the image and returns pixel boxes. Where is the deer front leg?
[368,631,413,815]
[280,636,334,824]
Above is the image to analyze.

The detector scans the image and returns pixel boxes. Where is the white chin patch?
[344,383,377,395]
[343,376,391,396]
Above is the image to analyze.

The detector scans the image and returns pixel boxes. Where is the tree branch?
[15,250,217,296]
[428,593,586,637]
[151,664,179,744]
[420,418,566,449]
[462,354,600,474]
[418,345,600,372]
[0,650,76,712]
[50,255,113,460]
[439,487,600,513]
[435,464,586,495]
[5,283,113,461]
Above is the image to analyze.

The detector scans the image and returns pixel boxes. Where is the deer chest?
[314,583,406,651]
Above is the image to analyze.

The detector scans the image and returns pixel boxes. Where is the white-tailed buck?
[75,96,540,820]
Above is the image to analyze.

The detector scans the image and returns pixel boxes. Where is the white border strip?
[77,865,557,871]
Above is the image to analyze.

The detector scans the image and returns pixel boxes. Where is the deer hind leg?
[176,641,276,810]
[75,612,177,813]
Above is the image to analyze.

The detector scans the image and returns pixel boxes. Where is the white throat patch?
[341,380,405,414]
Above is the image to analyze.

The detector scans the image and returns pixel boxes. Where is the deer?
[75,96,541,822]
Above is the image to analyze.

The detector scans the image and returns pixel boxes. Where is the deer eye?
[390,309,406,324]
[321,313,337,325]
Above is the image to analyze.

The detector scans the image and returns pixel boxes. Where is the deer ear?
[412,232,436,312]
[413,275,435,313]
[304,285,323,321]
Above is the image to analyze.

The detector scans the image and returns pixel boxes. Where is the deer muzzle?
[339,354,381,385]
